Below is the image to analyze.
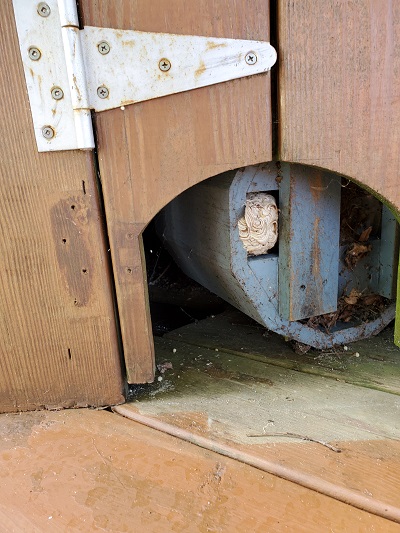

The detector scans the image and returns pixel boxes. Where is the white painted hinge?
[13,0,277,152]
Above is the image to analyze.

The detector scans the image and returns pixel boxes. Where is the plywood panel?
[1,408,399,531]
[0,0,124,412]
[81,0,273,383]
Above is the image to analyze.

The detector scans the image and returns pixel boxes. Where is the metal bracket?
[13,0,277,152]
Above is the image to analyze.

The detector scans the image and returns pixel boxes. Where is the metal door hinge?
[13,0,277,152]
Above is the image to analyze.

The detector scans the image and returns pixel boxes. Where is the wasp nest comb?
[238,192,278,255]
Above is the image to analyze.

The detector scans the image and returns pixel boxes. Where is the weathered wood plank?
[279,0,400,211]
[128,332,400,511]
[166,309,400,396]
[1,409,399,531]
[81,0,273,383]
[0,0,124,412]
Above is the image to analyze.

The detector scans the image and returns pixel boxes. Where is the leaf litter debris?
[304,289,388,334]
[340,181,381,270]
[344,225,373,271]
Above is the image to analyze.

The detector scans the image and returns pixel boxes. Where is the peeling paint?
[121,39,136,47]
[195,60,206,78]
[207,40,228,50]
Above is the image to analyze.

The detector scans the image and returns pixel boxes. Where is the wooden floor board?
[166,309,400,395]
[122,314,400,512]
[0,409,399,532]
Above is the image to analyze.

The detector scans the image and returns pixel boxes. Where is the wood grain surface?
[81,0,273,383]
[279,0,400,212]
[1,408,399,532]
[167,309,400,396]
[0,1,124,412]
[126,316,400,518]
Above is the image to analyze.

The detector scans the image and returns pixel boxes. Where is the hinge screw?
[41,125,55,140]
[28,47,41,61]
[159,58,171,72]
[245,52,257,65]
[97,41,110,55]
[97,85,109,99]
[51,87,64,100]
[37,3,51,17]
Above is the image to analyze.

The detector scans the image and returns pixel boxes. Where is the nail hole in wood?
[71,205,76,210]
[82,268,87,274]
[300,284,306,291]
[62,238,67,244]
[126,267,132,274]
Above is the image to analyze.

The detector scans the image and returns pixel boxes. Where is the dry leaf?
[344,242,372,270]
[344,288,362,305]
[362,294,384,307]
[358,226,372,242]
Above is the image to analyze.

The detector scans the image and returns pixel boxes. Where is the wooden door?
[0,0,124,412]
[81,0,274,382]
[278,0,400,343]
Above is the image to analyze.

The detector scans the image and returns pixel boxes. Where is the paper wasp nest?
[238,193,278,255]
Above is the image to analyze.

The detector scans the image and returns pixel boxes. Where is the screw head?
[97,41,110,55]
[159,58,171,72]
[51,87,64,100]
[41,125,55,140]
[37,2,51,17]
[97,85,109,99]
[28,47,41,61]
[245,51,257,65]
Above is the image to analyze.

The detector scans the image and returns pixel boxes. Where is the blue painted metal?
[159,163,396,349]
[278,164,341,321]
[377,205,399,299]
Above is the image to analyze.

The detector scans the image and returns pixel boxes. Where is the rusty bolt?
[245,52,257,65]
[37,2,51,17]
[97,41,110,55]
[28,47,41,61]
[51,87,64,100]
[159,58,171,72]
[41,125,55,140]
[97,85,109,99]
